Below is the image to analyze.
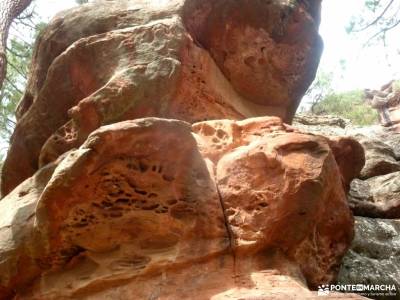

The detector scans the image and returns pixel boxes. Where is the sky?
[319,0,400,91]
[34,0,77,19]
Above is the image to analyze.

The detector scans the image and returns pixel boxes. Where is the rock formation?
[364,80,400,132]
[0,0,367,299]
[338,217,400,297]
[0,117,363,299]
[295,114,400,298]
[295,114,400,219]
[2,0,323,197]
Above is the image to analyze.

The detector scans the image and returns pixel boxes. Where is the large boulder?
[0,162,59,299]
[349,172,400,218]
[338,217,400,299]
[356,136,400,179]
[371,128,400,159]
[2,0,323,197]
[0,118,227,298]
[0,117,362,299]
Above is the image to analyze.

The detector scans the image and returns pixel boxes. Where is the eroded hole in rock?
[39,245,86,270]
[170,203,196,219]
[244,56,256,68]
[162,174,175,182]
[166,199,178,205]
[64,156,199,236]
[139,161,149,173]
[18,190,30,197]
[216,129,227,139]
[115,198,130,204]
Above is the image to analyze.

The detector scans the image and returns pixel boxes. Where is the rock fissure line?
[215,182,236,269]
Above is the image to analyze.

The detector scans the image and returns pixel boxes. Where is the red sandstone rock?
[21,259,366,299]
[1,0,322,197]
[0,1,365,299]
[0,159,61,299]
[204,119,354,288]
[0,118,229,299]
[326,137,366,190]
[0,117,363,299]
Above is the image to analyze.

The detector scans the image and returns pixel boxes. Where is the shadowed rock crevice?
[215,183,237,271]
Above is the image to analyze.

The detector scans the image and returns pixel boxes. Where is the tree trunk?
[0,0,33,92]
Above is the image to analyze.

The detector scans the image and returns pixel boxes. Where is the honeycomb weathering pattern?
[0,117,364,298]
[1,0,323,197]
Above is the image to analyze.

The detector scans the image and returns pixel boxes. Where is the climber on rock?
[364,88,392,127]
[364,80,400,128]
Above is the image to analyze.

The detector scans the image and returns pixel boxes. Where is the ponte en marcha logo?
[317,284,397,297]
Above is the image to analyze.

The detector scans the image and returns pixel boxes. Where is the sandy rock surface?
[2,0,323,196]
[0,117,362,299]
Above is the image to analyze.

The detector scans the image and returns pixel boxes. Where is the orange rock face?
[196,118,357,288]
[1,0,323,197]
[0,117,363,299]
[0,0,365,299]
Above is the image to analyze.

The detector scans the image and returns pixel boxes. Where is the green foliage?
[348,0,400,45]
[303,68,379,125]
[346,17,357,34]
[302,70,334,113]
[392,79,400,91]
[312,90,379,126]
[364,0,380,12]
[0,38,31,143]
[0,12,45,157]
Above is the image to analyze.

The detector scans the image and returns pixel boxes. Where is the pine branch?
[7,59,27,79]
[6,46,29,59]
[4,77,23,95]
[353,0,395,32]
[363,17,400,47]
